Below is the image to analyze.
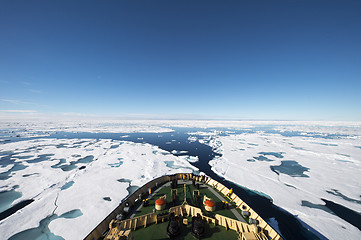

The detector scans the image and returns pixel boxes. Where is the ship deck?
[91,174,282,240]
[130,180,247,223]
[124,180,248,239]
[132,215,239,240]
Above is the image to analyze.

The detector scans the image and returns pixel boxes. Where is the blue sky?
[0,0,360,120]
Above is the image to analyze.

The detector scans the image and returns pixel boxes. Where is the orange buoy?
[155,198,166,210]
[204,199,216,211]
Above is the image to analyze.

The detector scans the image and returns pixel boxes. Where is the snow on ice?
[1,119,361,240]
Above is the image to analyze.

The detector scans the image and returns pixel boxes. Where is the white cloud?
[0,110,37,113]
[0,99,48,108]
[1,99,22,104]
[28,89,41,94]
[1,99,33,105]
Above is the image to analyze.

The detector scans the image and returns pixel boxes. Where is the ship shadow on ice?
[286,213,329,240]
[301,197,361,237]
[302,197,361,231]
[321,199,361,231]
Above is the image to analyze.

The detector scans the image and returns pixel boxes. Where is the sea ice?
[205,130,361,239]
[1,120,361,240]
[0,138,197,239]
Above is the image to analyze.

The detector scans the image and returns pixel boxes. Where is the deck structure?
[84,173,283,240]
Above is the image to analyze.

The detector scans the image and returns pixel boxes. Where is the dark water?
[26,154,54,164]
[50,155,94,172]
[60,181,74,190]
[270,161,310,178]
[326,189,361,204]
[0,152,29,180]
[259,152,284,158]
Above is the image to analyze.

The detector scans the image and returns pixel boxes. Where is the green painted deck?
[133,181,244,221]
[132,216,239,240]
[95,175,280,240]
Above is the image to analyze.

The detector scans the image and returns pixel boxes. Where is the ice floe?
[205,131,361,239]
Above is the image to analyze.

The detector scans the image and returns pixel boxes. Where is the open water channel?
[2,126,360,239]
